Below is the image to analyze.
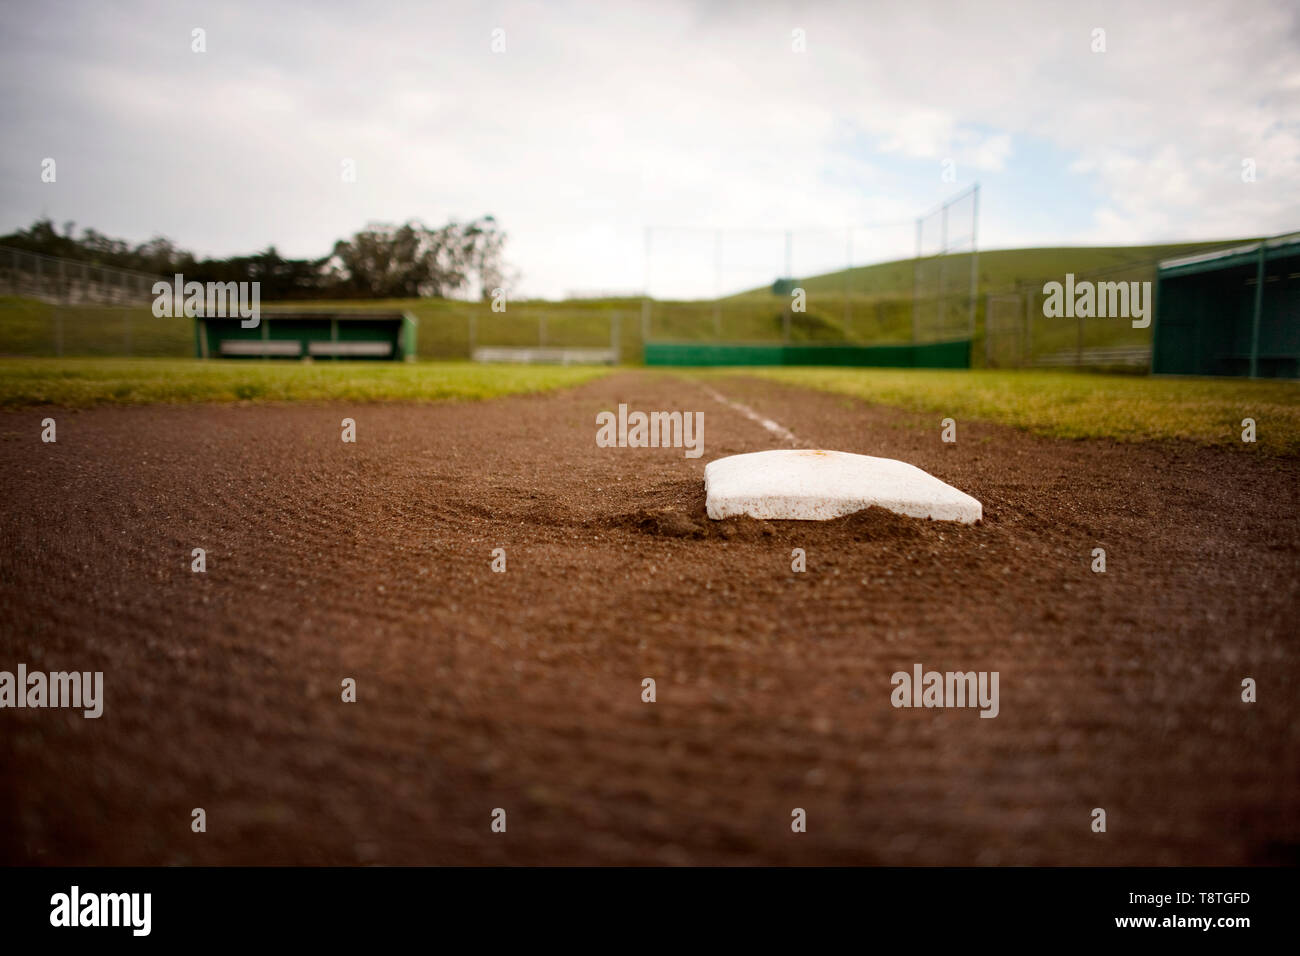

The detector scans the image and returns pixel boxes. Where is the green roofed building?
[1153,233,1300,378]
[195,311,417,361]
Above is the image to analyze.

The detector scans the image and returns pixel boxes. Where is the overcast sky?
[2,0,1297,298]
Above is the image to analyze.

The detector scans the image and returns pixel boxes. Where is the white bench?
[472,347,617,365]
[308,341,394,357]
[219,340,302,357]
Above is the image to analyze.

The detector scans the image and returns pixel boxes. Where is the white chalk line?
[699,383,801,446]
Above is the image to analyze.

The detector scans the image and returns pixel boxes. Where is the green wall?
[643,338,971,368]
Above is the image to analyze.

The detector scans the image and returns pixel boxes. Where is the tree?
[0,215,509,300]
[326,217,507,299]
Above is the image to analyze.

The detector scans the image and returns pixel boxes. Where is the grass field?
[747,367,1300,455]
[2,357,1295,455]
[0,358,609,408]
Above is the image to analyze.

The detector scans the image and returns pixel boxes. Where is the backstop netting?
[470,308,623,364]
[912,184,979,344]
[642,186,979,350]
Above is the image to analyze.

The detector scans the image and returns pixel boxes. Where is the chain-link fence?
[0,247,185,356]
[0,246,161,306]
[641,188,979,350]
[641,220,922,345]
[981,250,1203,370]
[469,308,624,364]
[912,184,979,345]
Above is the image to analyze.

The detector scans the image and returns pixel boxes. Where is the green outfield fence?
[642,338,971,368]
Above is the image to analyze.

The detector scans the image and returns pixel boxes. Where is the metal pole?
[912,218,921,343]
[984,295,992,367]
[713,229,722,340]
[1024,288,1032,367]
[539,312,545,347]
[1076,299,1084,367]
[844,227,852,339]
[468,312,476,358]
[641,227,651,347]
[1249,244,1265,378]
[968,183,979,342]
[784,230,793,345]
[937,203,947,341]
[610,311,620,363]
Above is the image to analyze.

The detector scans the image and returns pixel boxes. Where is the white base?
[704,449,982,524]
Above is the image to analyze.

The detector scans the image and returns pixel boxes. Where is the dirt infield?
[1,371,1297,865]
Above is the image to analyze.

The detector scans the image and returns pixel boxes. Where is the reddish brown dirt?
[1,371,1297,865]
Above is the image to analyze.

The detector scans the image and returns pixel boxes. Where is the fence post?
[641,228,652,348]
[912,218,921,343]
[713,229,722,340]
[1024,287,1033,367]
[968,183,979,341]
[610,311,620,364]
[468,312,476,359]
[1249,244,1265,378]
[844,227,853,340]
[936,204,947,342]
[984,294,992,368]
[1076,300,1084,367]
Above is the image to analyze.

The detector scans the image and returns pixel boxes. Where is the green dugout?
[195,311,417,361]
[1153,233,1299,378]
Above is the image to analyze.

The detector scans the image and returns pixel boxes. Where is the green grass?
[0,358,608,408]
[744,367,1300,455]
[0,297,195,357]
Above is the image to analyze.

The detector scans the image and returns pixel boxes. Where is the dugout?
[195,311,417,361]
[1153,233,1300,378]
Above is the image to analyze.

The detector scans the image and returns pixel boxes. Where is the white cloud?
[0,0,1295,297]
